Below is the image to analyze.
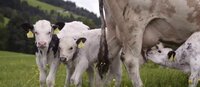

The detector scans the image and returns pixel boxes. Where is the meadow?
[0,51,198,87]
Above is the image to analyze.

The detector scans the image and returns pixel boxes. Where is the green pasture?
[0,51,197,87]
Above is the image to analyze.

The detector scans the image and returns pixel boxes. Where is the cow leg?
[122,49,142,87]
[122,26,144,87]
[71,58,88,86]
[87,65,94,87]
[46,57,60,87]
[109,54,122,87]
[36,56,47,87]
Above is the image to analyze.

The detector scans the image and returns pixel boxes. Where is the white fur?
[32,20,60,87]
[59,29,122,87]
[33,20,89,87]
[34,20,53,49]
[57,21,89,38]
[57,21,89,87]
[147,32,200,87]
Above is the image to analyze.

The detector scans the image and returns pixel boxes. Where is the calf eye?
[69,47,73,50]
[47,32,51,35]
[35,32,38,35]
[158,50,161,53]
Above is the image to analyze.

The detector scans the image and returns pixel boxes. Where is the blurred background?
[0,0,100,54]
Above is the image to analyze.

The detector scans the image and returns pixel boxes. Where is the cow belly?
[142,18,194,49]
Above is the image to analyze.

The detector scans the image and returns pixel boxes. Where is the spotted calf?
[21,20,62,87]
[146,32,200,87]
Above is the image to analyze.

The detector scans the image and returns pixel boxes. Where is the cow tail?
[96,0,110,79]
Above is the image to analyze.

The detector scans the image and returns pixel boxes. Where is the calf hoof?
[70,78,79,86]
[46,78,54,87]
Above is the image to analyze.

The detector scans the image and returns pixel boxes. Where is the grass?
[0,51,199,87]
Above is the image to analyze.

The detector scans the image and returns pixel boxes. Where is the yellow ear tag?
[78,41,84,48]
[54,28,60,34]
[188,80,193,84]
[169,55,175,62]
[27,30,34,38]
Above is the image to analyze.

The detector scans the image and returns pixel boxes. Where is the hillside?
[21,0,100,26]
[40,0,100,26]
[0,0,100,53]
[21,0,79,18]
[22,0,64,12]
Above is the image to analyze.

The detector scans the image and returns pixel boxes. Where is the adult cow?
[98,0,200,87]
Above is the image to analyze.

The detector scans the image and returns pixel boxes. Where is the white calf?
[21,20,89,87]
[56,21,89,87]
[146,32,200,87]
[56,21,89,38]
[59,29,122,87]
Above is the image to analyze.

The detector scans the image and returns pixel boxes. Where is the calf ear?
[76,37,87,48]
[76,37,86,44]
[21,23,34,32]
[54,22,65,30]
[52,24,58,30]
[167,51,176,61]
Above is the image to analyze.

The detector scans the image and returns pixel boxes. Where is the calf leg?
[46,57,60,87]
[71,58,88,86]
[36,56,47,87]
[64,65,74,87]
[87,66,94,87]
[189,59,200,87]
[189,69,199,87]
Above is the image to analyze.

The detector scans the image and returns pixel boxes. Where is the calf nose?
[60,57,67,62]
[38,41,47,48]
[146,51,153,56]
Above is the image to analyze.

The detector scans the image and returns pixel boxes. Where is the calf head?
[146,45,176,64]
[21,20,64,50]
[59,37,86,62]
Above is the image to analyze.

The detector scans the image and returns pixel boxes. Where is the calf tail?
[96,0,110,79]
